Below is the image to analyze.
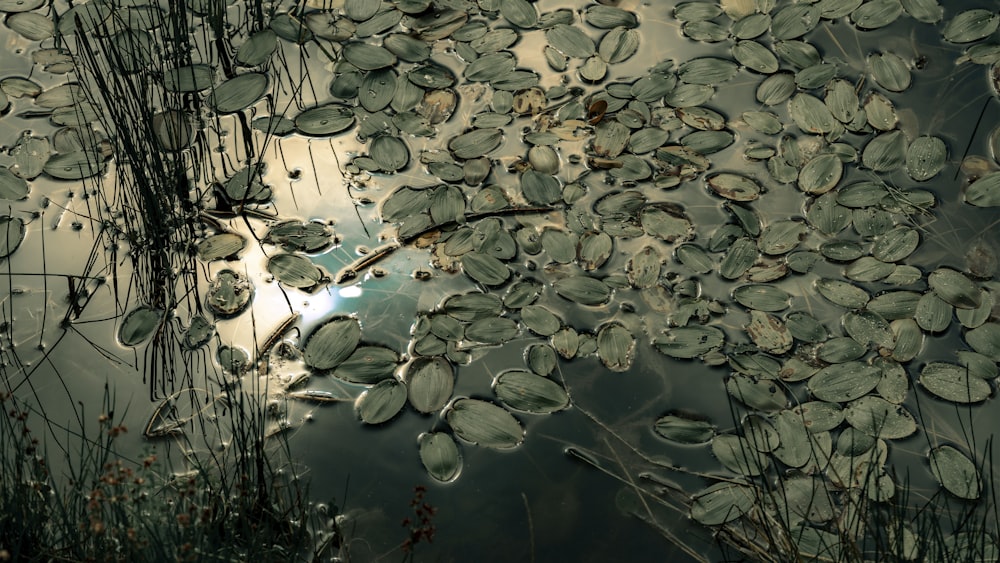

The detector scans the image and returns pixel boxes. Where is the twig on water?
[335,205,561,283]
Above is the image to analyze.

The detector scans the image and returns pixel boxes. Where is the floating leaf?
[236,29,277,66]
[789,93,839,134]
[521,305,561,336]
[732,40,778,73]
[461,251,510,286]
[597,322,635,372]
[578,231,613,271]
[546,24,594,58]
[712,434,769,476]
[677,57,739,85]
[205,270,253,318]
[901,0,942,23]
[706,173,761,201]
[798,153,843,195]
[342,42,396,70]
[0,167,29,200]
[757,72,796,105]
[868,51,911,92]
[526,343,557,376]
[809,362,882,402]
[919,362,991,403]
[181,315,214,350]
[863,130,906,171]
[816,278,870,309]
[720,237,759,280]
[817,337,865,363]
[520,170,561,205]
[929,268,982,309]
[726,374,786,411]
[405,356,454,413]
[654,414,715,444]
[599,27,639,63]
[758,220,806,255]
[551,327,580,360]
[553,275,611,305]
[333,346,399,385]
[465,317,518,344]
[418,432,462,482]
[264,221,334,253]
[929,445,982,500]
[163,64,214,92]
[449,128,503,160]
[356,379,407,424]
[43,151,105,180]
[641,204,693,242]
[872,226,919,262]
[734,284,790,312]
[195,233,246,261]
[500,0,538,28]
[369,135,409,172]
[267,253,327,291]
[119,306,163,347]
[207,72,268,114]
[690,482,756,525]
[446,398,524,449]
[304,317,361,370]
[494,369,569,413]
[966,171,1000,207]
[675,244,713,275]
[747,310,793,354]
[844,396,917,439]
[445,292,503,322]
[905,136,946,181]
[943,9,999,44]
[654,326,725,359]
[851,0,903,29]
[785,311,828,343]
[584,5,638,28]
[772,4,820,39]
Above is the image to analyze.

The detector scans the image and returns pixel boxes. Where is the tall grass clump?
[565,386,1000,562]
[63,3,211,397]
[0,383,343,562]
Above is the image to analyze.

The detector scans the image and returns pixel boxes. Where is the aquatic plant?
[4,0,1000,560]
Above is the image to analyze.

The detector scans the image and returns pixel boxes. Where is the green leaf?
[494,370,569,413]
[418,432,463,482]
[929,445,982,499]
[446,398,524,449]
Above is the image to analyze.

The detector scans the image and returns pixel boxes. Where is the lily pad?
[654,414,715,444]
[119,306,163,347]
[690,482,757,525]
[494,370,569,414]
[654,326,725,359]
[418,432,462,482]
[597,321,635,372]
[267,253,327,291]
[929,445,982,499]
[333,346,399,385]
[919,362,991,403]
[207,72,268,114]
[303,317,361,371]
[356,378,407,424]
[404,356,454,413]
[446,398,524,449]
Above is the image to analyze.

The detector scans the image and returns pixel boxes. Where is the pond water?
[3,0,1000,561]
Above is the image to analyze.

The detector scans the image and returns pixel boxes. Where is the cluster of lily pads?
[5,0,1000,559]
